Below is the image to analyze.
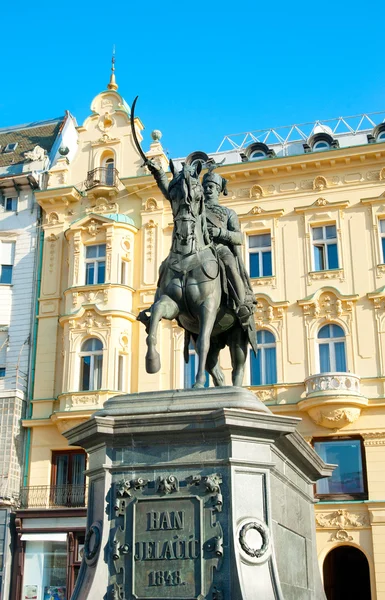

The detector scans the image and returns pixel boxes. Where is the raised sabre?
[130,96,148,165]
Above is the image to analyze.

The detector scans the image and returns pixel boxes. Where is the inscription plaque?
[133,497,201,599]
[111,473,223,600]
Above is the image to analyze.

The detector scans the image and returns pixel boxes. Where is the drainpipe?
[23,208,44,487]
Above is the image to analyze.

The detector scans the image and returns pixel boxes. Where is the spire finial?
[107,45,118,91]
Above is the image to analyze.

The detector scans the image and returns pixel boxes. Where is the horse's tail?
[184,329,191,364]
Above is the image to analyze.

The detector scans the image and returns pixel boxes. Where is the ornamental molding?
[308,268,345,283]
[254,294,289,328]
[253,388,277,403]
[60,306,112,333]
[316,509,369,529]
[295,198,349,214]
[69,394,100,409]
[86,198,119,215]
[298,287,357,320]
[249,184,264,199]
[368,287,385,310]
[240,205,284,220]
[313,176,328,191]
[362,431,385,445]
[144,197,159,211]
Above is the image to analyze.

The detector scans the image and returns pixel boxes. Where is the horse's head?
[168,160,207,252]
[168,159,203,208]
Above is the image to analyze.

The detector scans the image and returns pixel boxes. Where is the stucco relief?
[86,197,119,215]
[253,388,277,403]
[299,290,354,321]
[144,198,158,211]
[68,309,111,333]
[316,509,369,529]
[362,431,385,446]
[308,406,361,429]
[313,176,328,191]
[249,185,264,199]
[254,295,288,330]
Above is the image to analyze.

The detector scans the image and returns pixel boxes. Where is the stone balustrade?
[305,372,361,397]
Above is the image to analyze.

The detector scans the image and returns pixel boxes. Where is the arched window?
[313,140,330,151]
[250,330,277,385]
[378,130,385,142]
[184,342,209,388]
[249,150,266,160]
[80,338,103,391]
[317,324,346,372]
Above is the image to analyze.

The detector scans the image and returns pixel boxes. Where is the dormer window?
[249,150,267,160]
[243,142,275,162]
[368,124,385,144]
[313,140,330,151]
[4,143,18,153]
[185,151,210,167]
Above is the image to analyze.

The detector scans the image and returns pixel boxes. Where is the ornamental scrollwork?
[316,509,369,529]
[157,475,179,494]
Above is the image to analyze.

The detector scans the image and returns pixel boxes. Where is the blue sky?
[1,0,385,157]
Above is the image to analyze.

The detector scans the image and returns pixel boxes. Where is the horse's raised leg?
[194,300,218,388]
[206,341,225,387]
[229,326,248,387]
[145,296,178,374]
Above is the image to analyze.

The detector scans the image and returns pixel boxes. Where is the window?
[5,198,17,212]
[51,450,86,507]
[318,324,347,372]
[379,219,385,263]
[248,233,272,278]
[250,330,277,385]
[312,224,338,271]
[120,260,129,285]
[79,338,103,391]
[4,143,18,153]
[105,157,115,185]
[0,333,7,378]
[313,140,330,151]
[0,241,15,284]
[184,342,209,388]
[377,131,385,142]
[85,244,106,285]
[314,437,367,499]
[117,354,124,391]
[249,150,266,160]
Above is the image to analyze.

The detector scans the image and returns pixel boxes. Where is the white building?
[0,114,77,600]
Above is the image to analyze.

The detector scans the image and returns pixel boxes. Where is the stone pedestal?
[64,387,333,600]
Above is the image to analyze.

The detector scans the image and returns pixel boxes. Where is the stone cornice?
[35,186,82,207]
[361,190,385,205]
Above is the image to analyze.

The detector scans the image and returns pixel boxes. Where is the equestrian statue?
[132,98,257,388]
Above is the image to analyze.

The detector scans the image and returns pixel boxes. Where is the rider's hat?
[202,169,228,196]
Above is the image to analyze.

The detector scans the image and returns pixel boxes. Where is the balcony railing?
[19,484,87,509]
[85,167,119,190]
[305,372,361,397]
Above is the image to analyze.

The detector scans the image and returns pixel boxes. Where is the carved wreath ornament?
[239,521,270,559]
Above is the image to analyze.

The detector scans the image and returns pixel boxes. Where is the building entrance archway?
[323,545,371,600]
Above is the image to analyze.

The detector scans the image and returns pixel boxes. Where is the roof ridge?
[0,117,64,134]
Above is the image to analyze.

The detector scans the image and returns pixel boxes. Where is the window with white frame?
[184,342,209,388]
[0,241,15,284]
[120,260,129,285]
[250,330,277,385]
[312,224,339,271]
[79,338,103,391]
[317,324,347,372]
[379,219,385,263]
[0,332,7,378]
[248,233,272,278]
[5,198,17,212]
[313,140,330,151]
[117,354,124,391]
[85,244,106,285]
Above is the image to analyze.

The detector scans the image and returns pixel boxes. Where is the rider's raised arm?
[146,160,171,201]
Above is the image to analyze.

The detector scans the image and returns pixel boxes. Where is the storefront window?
[23,541,67,600]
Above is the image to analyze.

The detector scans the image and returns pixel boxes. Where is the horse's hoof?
[146,352,161,374]
[192,382,205,389]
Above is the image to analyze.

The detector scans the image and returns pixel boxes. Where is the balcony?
[19,484,86,509]
[85,167,119,192]
[298,372,368,430]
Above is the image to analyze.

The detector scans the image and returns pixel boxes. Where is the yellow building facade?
[14,75,385,599]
